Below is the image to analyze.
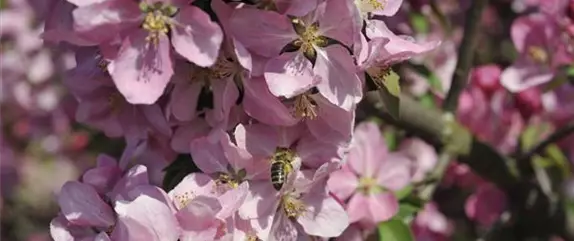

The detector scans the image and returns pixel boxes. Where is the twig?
[518,122,574,162]
[442,0,489,112]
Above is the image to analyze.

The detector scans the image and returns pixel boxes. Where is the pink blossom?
[542,84,574,126]
[501,13,574,92]
[397,138,438,182]
[230,0,363,111]
[412,203,453,241]
[243,77,356,145]
[65,48,172,138]
[328,122,411,227]
[465,183,508,226]
[67,0,223,104]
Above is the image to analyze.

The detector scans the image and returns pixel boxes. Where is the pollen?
[173,191,195,209]
[245,234,259,241]
[282,195,306,218]
[366,66,391,89]
[358,177,383,194]
[292,20,328,58]
[216,173,240,189]
[527,46,549,64]
[293,93,318,119]
[355,0,386,16]
[208,55,239,80]
[142,10,171,46]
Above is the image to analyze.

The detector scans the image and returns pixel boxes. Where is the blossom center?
[140,3,177,46]
[292,20,328,58]
[173,190,196,209]
[527,46,548,64]
[355,0,386,15]
[293,93,318,119]
[282,194,306,218]
[215,168,246,190]
[358,177,383,194]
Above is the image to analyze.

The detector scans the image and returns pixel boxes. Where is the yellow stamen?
[293,94,318,119]
[358,177,383,194]
[282,195,306,218]
[292,21,328,58]
[173,191,195,209]
[142,11,171,46]
[527,46,548,64]
[355,0,386,17]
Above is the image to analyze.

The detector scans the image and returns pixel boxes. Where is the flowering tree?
[1,0,574,240]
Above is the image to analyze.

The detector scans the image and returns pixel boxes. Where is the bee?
[270,147,295,191]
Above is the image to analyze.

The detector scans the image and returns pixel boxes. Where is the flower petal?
[109,30,174,104]
[299,194,349,237]
[114,195,180,241]
[264,52,317,99]
[243,77,299,126]
[500,59,554,92]
[172,6,223,67]
[347,122,387,177]
[58,181,115,227]
[327,169,358,201]
[230,8,298,57]
[314,45,362,111]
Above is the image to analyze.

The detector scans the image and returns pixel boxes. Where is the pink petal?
[275,0,318,16]
[109,30,174,104]
[368,192,399,223]
[314,45,362,111]
[315,0,358,47]
[58,181,115,227]
[168,173,217,210]
[140,104,172,136]
[269,212,298,240]
[238,181,279,219]
[296,130,343,168]
[205,79,239,128]
[110,165,150,201]
[217,182,250,219]
[398,138,438,182]
[372,0,403,16]
[375,153,412,191]
[176,196,221,239]
[169,81,202,122]
[114,195,180,241]
[72,0,140,43]
[500,59,554,93]
[170,119,211,153]
[233,123,280,157]
[82,164,122,195]
[306,95,355,145]
[345,193,370,223]
[298,194,349,237]
[242,77,299,126]
[172,6,223,67]
[230,8,298,57]
[50,215,94,241]
[264,52,317,98]
[347,122,387,177]
[190,132,231,174]
[327,169,359,201]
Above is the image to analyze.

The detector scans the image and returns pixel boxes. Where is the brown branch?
[442,0,489,112]
[519,122,574,162]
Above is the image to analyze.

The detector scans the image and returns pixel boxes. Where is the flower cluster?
[43,0,440,240]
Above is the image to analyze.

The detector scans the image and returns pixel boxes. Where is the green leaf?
[427,73,443,92]
[409,13,429,34]
[394,203,420,224]
[378,219,415,241]
[380,70,401,120]
[545,144,571,178]
[520,123,552,151]
[383,128,397,151]
[394,185,413,201]
[419,93,436,109]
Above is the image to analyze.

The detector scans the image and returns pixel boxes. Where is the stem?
[519,122,574,162]
[442,0,489,112]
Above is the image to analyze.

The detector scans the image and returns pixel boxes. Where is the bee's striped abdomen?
[271,161,286,191]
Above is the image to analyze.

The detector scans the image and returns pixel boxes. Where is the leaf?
[394,185,413,201]
[545,144,571,178]
[383,127,397,151]
[419,93,436,109]
[379,70,401,120]
[394,203,420,224]
[378,219,415,241]
[409,13,429,34]
[520,123,552,151]
[427,73,443,92]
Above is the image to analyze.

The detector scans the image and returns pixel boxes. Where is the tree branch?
[442,0,488,112]
[518,122,574,162]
